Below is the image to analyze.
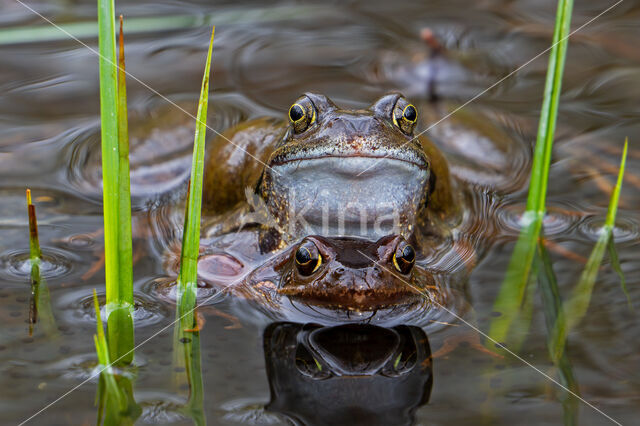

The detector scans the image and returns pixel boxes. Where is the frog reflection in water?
[256,322,433,426]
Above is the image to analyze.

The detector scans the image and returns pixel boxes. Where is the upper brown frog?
[203,93,459,247]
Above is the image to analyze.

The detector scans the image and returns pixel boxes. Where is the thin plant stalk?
[489,0,574,346]
[98,0,134,364]
[26,189,42,262]
[170,28,215,426]
[113,14,135,365]
[550,140,627,362]
[117,14,133,327]
[26,190,57,337]
[27,189,41,335]
[177,27,215,329]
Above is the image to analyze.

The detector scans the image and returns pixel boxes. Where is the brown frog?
[243,234,444,312]
[202,93,459,248]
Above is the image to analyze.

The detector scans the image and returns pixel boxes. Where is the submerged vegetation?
[549,140,628,363]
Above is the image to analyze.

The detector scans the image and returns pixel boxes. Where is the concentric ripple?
[142,277,225,307]
[497,203,580,237]
[579,213,639,243]
[0,247,76,282]
[60,290,171,328]
[44,352,147,382]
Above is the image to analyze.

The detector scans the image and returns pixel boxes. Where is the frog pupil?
[290,104,305,122]
[401,245,415,263]
[296,247,311,264]
[404,105,417,122]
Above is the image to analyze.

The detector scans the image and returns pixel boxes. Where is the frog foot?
[198,306,242,330]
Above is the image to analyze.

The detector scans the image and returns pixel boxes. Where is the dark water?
[1,0,639,424]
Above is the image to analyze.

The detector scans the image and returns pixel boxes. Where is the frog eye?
[295,240,322,276]
[392,98,418,135]
[393,242,415,275]
[288,96,317,134]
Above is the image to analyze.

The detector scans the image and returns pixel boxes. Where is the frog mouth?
[269,150,429,171]
[278,285,421,311]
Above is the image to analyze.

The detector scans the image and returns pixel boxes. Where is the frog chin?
[264,156,428,239]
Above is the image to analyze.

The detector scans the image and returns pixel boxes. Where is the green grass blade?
[550,140,627,362]
[117,15,133,317]
[171,29,214,426]
[110,14,135,366]
[98,0,134,365]
[177,27,215,329]
[489,0,573,346]
[97,0,119,301]
[527,0,574,214]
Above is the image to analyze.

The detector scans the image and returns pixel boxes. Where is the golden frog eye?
[295,240,322,276]
[392,98,418,135]
[288,96,316,134]
[393,242,415,275]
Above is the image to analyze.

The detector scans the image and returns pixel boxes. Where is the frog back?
[203,117,285,214]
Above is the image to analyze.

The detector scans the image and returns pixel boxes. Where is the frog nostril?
[336,267,345,275]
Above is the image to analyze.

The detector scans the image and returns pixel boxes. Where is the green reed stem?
[550,140,627,363]
[98,0,134,364]
[489,0,573,346]
[27,189,42,336]
[26,189,41,263]
[117,15,133,319]
[177,27,215,329]
[170,29,214,426]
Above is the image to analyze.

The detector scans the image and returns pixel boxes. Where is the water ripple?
[0,247,76,282]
